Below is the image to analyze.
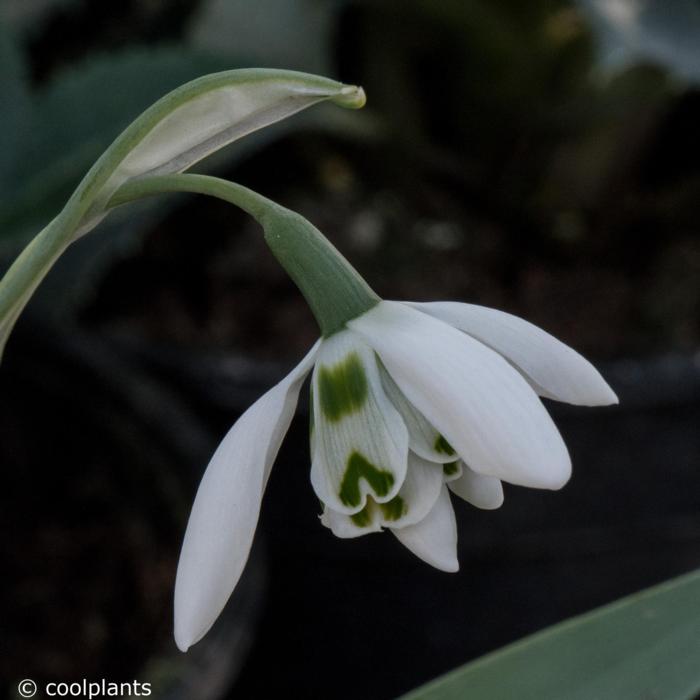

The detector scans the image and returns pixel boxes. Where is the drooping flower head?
[173,205,617,651]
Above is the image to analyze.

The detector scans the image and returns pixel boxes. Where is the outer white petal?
[348,301,571,490]
[174,341,319,652]
[321,453,444,538]
[392,486,459,572]
[408,301,618,406]
[310,330,409,514]
[448,463,504,510]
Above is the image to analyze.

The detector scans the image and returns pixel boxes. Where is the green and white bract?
[174,299,617,652]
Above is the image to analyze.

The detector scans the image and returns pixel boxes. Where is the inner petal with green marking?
[435,434,456,457]
[349,495,407,528]
[339,451,395,508]
[310,330,409,514]
[317,352,368,422]
[320,452,445,539]
[379,364,460,464]
[442,460,463,483]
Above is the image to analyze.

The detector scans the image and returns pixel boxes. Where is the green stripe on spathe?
[318,352,368,422]
[435,434,456,456]
[443,461,459,477]
[339,451,395,508]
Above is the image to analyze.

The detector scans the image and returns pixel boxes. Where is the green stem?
[110,174,380,336]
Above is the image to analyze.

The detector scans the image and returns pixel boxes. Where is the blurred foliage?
[340,0,679,224]
[0,43,229,248]
[188,0,344,75]
[0,27,31,189]
[0,0,698,353]
[577,0,700,83]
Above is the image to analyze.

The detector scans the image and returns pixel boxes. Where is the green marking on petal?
[349,495,406,526]
[435,434,456,456]
[379,496,407,522]
[350,504,374,527]
[318,352,368,422]
[339,451,395,508]
[443,461,460,477]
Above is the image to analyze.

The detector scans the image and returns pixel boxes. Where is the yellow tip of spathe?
[335,85,367,109]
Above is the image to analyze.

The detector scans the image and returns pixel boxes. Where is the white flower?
[174,300,617,651]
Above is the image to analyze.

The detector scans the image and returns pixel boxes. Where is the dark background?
[1,1,699,698]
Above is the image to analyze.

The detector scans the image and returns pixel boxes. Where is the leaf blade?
[400,568,700,700]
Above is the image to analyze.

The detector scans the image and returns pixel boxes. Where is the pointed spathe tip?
[335,85,366,109]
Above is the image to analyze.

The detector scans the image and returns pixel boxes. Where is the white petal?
[321,452,444,537]
[449,463,504,510]
[392,486,459,572]
[310,330,409,514]
[379,365,457,464]
[174,341,319,652]
[349,301,571,490]
[393,454,445,527]
[408,301,618,406]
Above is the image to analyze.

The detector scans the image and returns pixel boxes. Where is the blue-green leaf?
[0,24,32,188]
[578,0,700,84]
[401,568,700,700]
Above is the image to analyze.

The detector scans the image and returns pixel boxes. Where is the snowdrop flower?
[174,290,617,651]
[0,63,616,658]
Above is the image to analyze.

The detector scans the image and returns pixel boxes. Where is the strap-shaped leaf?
[0,68,365,358]
[400,568,700,700]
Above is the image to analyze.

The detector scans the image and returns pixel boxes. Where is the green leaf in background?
[0,46,231,249]
[400,568,700,700]
[0,0,81,33]
[577,0,700,84]
[0,24,32,189]
[188,0,344,75]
